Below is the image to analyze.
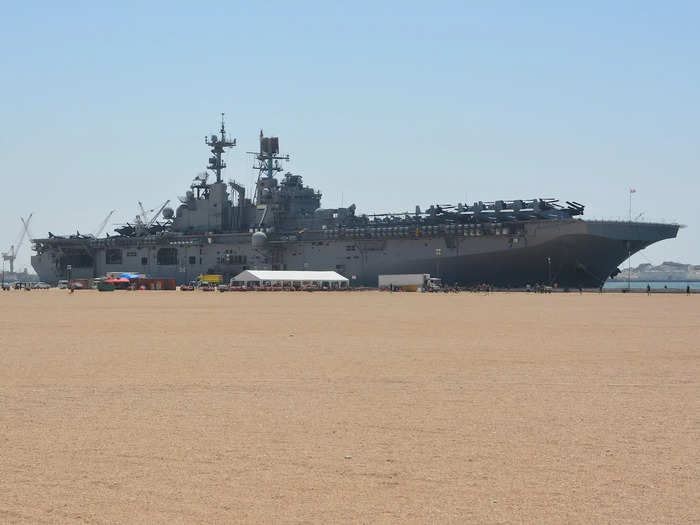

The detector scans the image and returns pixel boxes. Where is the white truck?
[378,274,441,292]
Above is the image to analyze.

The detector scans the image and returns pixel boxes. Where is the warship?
[31,117,680,287]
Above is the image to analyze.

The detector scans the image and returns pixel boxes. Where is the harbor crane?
[137,201,150,225]
[2,214,33,273]
[92,210,116,237]
[21,215,34,241]
[113,200,171,237]
[135,201,168,229]
[147,200,170,228]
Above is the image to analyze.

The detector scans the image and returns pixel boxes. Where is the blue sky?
[2,2,698,271]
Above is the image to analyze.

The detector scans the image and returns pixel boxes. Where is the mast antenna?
[205,113,237,183]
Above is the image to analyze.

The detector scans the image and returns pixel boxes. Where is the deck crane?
[2,214,33,273]
[92,210,116,237]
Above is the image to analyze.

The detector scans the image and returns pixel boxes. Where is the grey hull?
[32,220,679,288]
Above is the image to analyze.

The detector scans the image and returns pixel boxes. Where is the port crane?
[2,214,33,273]
[92,210,116,238]
[147,200,170,228]
[113,199,171,237]
[134,200,168,229]
[137,201,151,225]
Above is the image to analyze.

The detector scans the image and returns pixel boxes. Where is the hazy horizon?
[2,3,699,271]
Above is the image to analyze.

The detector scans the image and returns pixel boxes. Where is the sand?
[0,290,698,524]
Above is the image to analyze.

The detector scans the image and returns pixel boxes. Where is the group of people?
[646,284,692,295]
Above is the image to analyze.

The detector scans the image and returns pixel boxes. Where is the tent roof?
[118,273,142,279]
[233,270,349,282]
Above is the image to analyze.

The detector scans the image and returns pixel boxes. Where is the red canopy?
[104,277,129,283]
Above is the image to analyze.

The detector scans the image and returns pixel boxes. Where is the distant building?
[615,261,700,282]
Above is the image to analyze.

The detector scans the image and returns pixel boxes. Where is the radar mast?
[205,113,237,183]
[248,130,289,204]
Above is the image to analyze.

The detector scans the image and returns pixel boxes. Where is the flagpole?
[630,188,632,222]
[628,189,633,290]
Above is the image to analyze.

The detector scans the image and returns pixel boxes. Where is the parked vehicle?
[378,274,441,292]
[199,274,223,284]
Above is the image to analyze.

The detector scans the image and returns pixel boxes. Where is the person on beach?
[687,285,691,295]
[647,284,651,295]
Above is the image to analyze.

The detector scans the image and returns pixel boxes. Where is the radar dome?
[162,207,174,220]
[251,231,268,249]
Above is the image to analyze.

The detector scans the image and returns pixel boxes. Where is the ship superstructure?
[31,118,680,287]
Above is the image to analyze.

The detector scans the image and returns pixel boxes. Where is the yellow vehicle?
[198,274,223,284]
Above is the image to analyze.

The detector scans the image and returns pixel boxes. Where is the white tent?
[232,270,349,288]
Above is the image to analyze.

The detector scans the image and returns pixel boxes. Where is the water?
[604,280,698,290]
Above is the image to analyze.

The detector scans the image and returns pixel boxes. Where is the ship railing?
[583,218,681,226]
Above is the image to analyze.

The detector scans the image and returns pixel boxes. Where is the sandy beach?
[0,290,697,523]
